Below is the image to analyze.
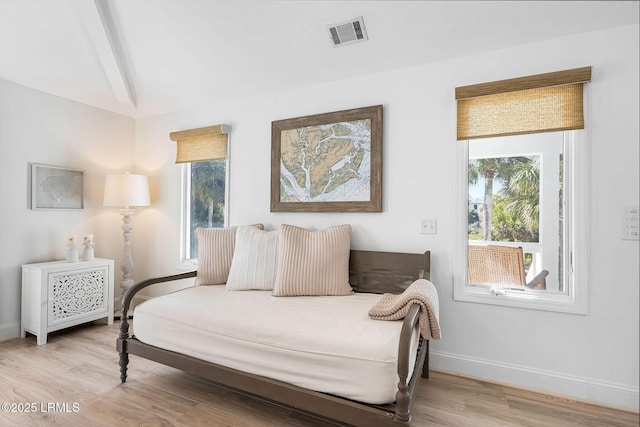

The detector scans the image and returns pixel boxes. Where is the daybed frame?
[117,250,431,426]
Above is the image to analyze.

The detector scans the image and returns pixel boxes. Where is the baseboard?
[0,321,21,343]
[430,350,639,412]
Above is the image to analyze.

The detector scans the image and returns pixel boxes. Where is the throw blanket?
[368,279,441,340]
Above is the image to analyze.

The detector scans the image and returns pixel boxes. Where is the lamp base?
[118,209,136,315]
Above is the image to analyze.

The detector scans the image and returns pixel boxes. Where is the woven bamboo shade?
[456,67,591,140]
[170,124,230,163]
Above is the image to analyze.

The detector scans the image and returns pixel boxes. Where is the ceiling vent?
[327,16,368,47]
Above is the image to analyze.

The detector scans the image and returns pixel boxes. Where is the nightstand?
[21,258,115,345]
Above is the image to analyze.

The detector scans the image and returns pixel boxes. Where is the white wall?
[133,24,639,410]
[0,80,135,340]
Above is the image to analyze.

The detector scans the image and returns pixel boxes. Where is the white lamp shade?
[103,174,151,208]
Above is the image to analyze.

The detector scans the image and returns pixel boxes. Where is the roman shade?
[170,124,231,163]
[456,67,592,140]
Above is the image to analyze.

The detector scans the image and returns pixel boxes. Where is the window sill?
[453,284,588,315]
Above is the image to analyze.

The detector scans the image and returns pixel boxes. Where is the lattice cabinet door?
[48,266,110,327]
[21,259,114,345]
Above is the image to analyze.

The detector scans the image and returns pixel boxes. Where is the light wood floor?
[0,321,637,427]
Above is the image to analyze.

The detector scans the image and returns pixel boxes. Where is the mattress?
[133,285,420,404]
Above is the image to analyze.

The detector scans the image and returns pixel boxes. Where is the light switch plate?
[622,206,639,240]
[421,218,437,234]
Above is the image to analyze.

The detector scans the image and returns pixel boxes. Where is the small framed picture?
[31,164,85,210]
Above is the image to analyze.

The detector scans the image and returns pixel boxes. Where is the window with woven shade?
[170,124,231,262]
[454,67,591,314]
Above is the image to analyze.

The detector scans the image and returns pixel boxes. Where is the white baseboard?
[0,321,21,343]
[430,350,639,412]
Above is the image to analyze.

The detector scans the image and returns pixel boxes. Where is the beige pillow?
[196,224,264,285]
[272,224,352,296]
[226,226,279,291]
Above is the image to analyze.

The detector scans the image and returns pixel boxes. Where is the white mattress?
[133,285,420,404]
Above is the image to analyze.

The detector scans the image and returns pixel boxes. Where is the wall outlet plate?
[421,218,437,234]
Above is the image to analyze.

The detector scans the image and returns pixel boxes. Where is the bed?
[117,249,432,426]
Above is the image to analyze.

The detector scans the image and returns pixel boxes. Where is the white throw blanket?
[368,279,441,340]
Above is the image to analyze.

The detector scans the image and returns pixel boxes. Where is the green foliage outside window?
[468,155,540,244]
[190,160,226,258]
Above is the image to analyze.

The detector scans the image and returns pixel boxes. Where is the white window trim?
[179,163,195,267]
[453,130,589,315]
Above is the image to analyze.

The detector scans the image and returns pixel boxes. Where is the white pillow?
[226,226,279,290]
[196,224,263,285]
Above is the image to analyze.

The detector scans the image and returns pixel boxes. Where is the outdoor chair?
[468,244,548,290]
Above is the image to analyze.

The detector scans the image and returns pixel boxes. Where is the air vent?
[327,16,368,47]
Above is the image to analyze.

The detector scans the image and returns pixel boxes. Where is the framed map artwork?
[271,105,382,212]
[31,164,84,210]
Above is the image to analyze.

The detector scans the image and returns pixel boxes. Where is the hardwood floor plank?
[0,321,638,427]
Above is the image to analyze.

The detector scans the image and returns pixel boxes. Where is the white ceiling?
[1,0,638,119]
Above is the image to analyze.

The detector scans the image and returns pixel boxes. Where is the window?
[170,124,231,263]
[454,68,591,314]
[468,133,560,292]
[181,160,227,261]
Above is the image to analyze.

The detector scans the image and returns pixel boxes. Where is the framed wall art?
[271,105,382,212]
[31,163,85,210]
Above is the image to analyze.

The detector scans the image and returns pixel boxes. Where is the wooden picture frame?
[271,105,382,212]
[31,163,84,210]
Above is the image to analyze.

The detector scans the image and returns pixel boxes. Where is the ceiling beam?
[74,0,137,109]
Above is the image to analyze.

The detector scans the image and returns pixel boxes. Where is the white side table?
[21,258,115,345]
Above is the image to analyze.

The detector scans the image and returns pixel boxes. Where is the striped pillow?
[226,226,279,290]
[196,224,264,285]
[272,224,353,296]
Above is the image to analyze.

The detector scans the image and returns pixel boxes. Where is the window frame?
[179,158,230,266]
[453,130,589,314]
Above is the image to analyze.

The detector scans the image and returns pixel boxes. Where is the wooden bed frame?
[117,250,431,426]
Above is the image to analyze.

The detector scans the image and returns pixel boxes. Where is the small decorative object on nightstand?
[66,235,79,262]
[82,245,95,261]
[83,234,95,261]
[21,258,114,345]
